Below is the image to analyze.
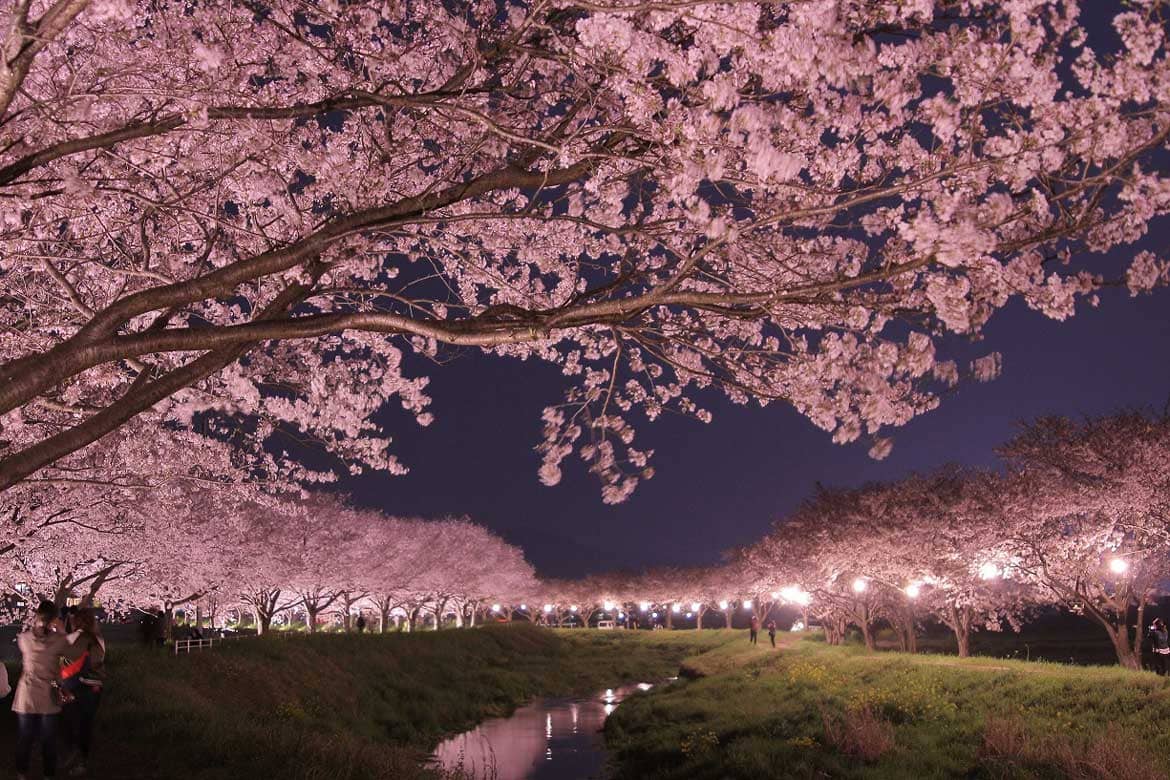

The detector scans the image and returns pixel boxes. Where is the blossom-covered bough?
[1,1,1168,499]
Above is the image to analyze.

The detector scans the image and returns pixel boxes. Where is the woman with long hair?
[61,607,106,776]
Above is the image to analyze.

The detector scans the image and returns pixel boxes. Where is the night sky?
[319,6,1170,579]
[341,281,1170,578]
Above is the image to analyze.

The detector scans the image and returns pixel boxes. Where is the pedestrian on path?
[749,614,760,644]
[766,619,777,648]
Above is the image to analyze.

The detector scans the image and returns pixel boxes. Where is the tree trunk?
[696,609,704,630]
[1105,624,1141,670]
[860,621,875,651]
[722,608,733,629]
[255,608,273,636]
[948,605,972,658]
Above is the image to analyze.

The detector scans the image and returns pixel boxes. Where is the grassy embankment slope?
[0,625,734,780]
[606,633,1170,779]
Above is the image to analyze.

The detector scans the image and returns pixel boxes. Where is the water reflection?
[432,683,651,780]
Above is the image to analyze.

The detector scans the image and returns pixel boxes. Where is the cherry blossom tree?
[997,413,1170,669]
[2,1,1168,501]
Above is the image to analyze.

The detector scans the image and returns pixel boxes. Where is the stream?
[431,682,656,779]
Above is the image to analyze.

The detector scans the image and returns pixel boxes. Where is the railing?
[172,636,243,655]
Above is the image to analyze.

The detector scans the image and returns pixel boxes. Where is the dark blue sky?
[343,284,1170,578]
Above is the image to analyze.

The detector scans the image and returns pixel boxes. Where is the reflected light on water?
[433,683,654,780]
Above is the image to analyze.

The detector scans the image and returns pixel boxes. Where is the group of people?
[747,614,779,648]
[1,601,106,779]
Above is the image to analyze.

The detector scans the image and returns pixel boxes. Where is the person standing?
[749,613,760,645]
[355,614,367,633]
[62,608,106,777]
[1148,618,1169,675]
[13,601,83,780]
[766,619,777,648]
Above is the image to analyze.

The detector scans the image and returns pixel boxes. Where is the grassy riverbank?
[1,625,733,780]
[605,633,1170,779]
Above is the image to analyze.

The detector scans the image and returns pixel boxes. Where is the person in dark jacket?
[62,608,106,776]
[1148,618,1169,675]
[766,619,777,648]
[749,614,760,644]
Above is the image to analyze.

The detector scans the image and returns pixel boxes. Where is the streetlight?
[905,583,921,599]
[691,602,701,612]
[672,604,681,614]
[1110,557,1130,574]
[570,605,579,613]
[852,578,868,594]
[640,602,650,611]
[543,604,553,613]
[718,600,729,610]
[604,601,614,611]
[743,599,753,609]
[491,604,501,612]
[979,562,1000,580]
[519,604,527,611]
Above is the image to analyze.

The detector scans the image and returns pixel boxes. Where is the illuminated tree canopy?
[1,0,1167,499]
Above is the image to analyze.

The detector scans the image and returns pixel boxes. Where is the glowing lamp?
[905,583,921,599]
[491,604,501,612]
[1110,558,1130,574]
[652,612,658,618]
[686,612,693,618]
[543,604,553,613]
[718,600,729,610]
[603,601,614,611]
[570,605,579,613]
[520,604,527,610]
[852,578,867,593]
[671,604,681,613]
[743,599,753,609]
[978,562,1000,580]
[640,602,650,611]
[691,602,701,611]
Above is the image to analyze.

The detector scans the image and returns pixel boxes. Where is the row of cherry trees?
[2,410,1165,669]
[0,457,537,634]
[512,412,1170,670]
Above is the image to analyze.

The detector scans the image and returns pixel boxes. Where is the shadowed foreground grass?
[1,624,733,780]
[605,633,1170,779]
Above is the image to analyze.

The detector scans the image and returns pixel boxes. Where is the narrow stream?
[431,682,655,779]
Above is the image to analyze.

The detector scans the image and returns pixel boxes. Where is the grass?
[604,632,1170,779]
[0,624,733,780]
